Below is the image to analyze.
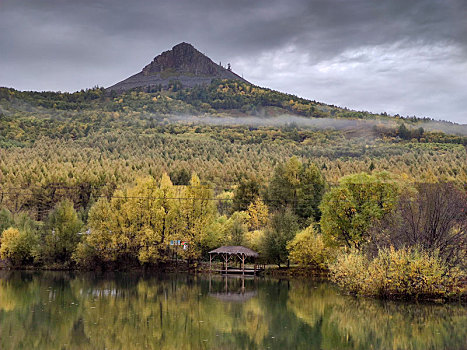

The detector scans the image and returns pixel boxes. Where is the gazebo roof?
[208,246,259,257]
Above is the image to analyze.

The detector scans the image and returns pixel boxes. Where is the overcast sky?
[1,0,466,123]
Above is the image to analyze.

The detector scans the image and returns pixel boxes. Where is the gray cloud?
[0,0,466,123]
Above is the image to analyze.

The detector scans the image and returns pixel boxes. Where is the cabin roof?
[208,246,259,257]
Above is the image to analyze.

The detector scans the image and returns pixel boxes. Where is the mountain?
[1,41,466,139]
[107,42,248,92]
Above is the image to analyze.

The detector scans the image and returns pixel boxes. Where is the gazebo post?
[242,253,245,275]
[209,253,212,273]
[224,253,228,274]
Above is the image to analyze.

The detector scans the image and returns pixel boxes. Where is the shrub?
[287,224,335,271]
[328,249,368,293]
[0,227,37,266]
[330,247,465,299]
[72,241,99,268]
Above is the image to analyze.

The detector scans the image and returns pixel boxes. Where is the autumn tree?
[138,174,184,263]
[0,215,38,266]
[246,198,269,231]
[0,228,24,265]
[179,174,215,262]
[85,175,183,264]
[287,223,333,270]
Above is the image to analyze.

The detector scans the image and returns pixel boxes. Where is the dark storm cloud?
[1,0,466,123]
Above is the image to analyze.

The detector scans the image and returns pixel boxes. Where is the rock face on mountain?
[107,42,248,92]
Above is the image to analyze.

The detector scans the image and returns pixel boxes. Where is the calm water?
[0,271,466,350]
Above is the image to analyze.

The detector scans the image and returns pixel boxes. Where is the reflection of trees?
[0,272,40,312]
[0,273,466,350]
[0,271,82,350]
[0,273,270,349]
[77,277,269,349]
[287,281,467,350]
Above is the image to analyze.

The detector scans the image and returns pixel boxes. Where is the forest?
[0,80,466,299]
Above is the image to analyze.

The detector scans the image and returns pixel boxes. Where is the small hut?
[208,246,260,275]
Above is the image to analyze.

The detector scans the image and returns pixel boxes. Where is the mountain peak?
[108,42,248,92]
[142,42,219,76]
[173,42,195,49]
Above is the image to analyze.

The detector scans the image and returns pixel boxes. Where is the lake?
[0,271,466,350]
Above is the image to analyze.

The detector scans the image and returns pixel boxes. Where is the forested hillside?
[1,81,465,197]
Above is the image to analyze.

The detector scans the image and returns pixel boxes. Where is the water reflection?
[0,271,465,350]
[208,275,258,303]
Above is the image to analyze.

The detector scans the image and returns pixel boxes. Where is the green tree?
[232,176,261,212]
[267,157,301,211]
[224,211,249,246]
[295,162,326,222]
[267,157,325,223]
[320,172,400,249]
[169,168,191,186]
[398,123,410,140]
[0,208,14,235]
[200,216,228,255]
[262,209,300,267]
[42,200,83,263]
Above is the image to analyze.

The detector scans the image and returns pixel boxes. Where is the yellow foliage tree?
[179,174,215,262]
[85,175,184,264]
[246,198,269,231]
[287,224,334,270]
[0,228,21,261]
[0,227,37,266]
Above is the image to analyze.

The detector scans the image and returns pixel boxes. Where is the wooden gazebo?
[208,246,260,275]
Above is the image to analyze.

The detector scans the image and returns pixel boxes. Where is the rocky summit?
[107,42,248,92]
